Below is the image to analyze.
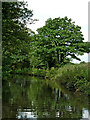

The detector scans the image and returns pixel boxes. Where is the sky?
[22,0,89,63]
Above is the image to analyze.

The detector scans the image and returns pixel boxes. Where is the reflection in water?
[17,109,37,119]
[82,108,90,118]
[2,75,90,119]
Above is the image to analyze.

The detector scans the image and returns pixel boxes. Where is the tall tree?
[35,17,90,68]
[2,1,35,74]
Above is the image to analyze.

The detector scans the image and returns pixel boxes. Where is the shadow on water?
[2,75,90,119]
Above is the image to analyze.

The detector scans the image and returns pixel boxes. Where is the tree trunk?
[57,50,59,63]
[60,54,64,63]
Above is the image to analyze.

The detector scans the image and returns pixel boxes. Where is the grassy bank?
[53,62,90,95]
[12,62,90,95]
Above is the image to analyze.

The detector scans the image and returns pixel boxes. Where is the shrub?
[54,63,89,94]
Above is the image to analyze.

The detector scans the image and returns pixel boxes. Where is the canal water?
[2,75,90,119]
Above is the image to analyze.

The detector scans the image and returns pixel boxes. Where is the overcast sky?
[23,0,89,63]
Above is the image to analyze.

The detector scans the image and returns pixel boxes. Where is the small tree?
[36,17,90,68]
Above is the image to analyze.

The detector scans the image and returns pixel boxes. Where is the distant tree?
[35,17,90,68]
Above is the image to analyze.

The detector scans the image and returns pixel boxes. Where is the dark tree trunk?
[60,54,64,63]
[57,50,59,63]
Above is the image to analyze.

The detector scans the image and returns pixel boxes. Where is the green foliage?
[35,17,90,68]
[2,2,90,95]
[54,63,90,95]
[45,67,57,78]
[2,1,35,75]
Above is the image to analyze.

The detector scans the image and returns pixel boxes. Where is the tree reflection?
[2,75,89,119]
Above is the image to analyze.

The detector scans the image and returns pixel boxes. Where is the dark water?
[2,75,90,119]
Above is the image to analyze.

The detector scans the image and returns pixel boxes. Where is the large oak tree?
[36,17,90,68]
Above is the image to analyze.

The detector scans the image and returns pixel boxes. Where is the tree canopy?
[2,1,90,74]
[35,17,90,68]
[2,1,35,75]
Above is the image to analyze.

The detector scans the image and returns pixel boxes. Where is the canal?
[2,75,90,119]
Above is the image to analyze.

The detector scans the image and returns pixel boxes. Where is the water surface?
[2,75,90,119]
